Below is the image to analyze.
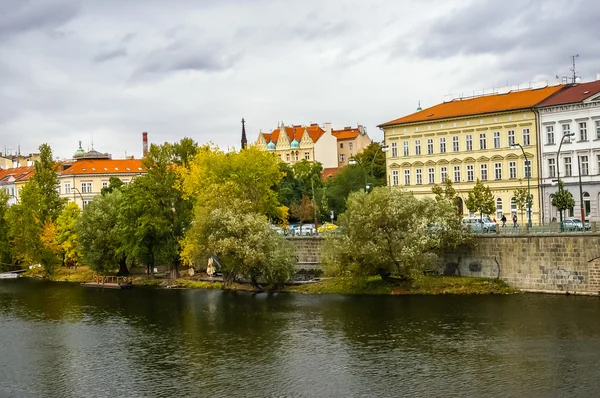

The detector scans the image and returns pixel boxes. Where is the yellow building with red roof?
[378,84,565,223]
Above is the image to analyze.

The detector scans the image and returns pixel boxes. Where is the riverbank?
[22,266,513,295]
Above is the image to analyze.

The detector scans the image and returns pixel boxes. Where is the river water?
[1,279,599,397]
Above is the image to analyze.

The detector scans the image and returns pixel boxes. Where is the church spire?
[241,117,247,150]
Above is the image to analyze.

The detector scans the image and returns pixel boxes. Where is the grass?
[286,275,515,295]
[24,265,95,283]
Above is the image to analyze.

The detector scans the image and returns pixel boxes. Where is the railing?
[93,275,134,285]
[470,221,598,235]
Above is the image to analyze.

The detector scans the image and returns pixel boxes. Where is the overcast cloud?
[1,0,599,160]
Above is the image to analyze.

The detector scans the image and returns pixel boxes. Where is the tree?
[100,176,124,196]
[0,191,12,270]
[185,204,295,290]
[324,187,470,282]
[432,177,457,204]
[323,165,368,218]
[6,183,44,267]
[353,142,387,186]
[56,202,82,266]
[77,191,125,275]
[30,144,66,223]
[552,180,575,217]
[273,162,303,209]
[39,221,61,278]
[513,186,533,224]
[290,195,315,224]
[465,179,495,220]
[292,160,323,198]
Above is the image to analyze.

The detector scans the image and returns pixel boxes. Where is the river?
[1,279,599,397]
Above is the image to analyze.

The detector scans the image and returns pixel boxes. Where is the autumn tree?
[56,202,82,266]
[465,179,495,220]
[290,195,315,224]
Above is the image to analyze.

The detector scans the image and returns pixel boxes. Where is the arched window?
[583,192,591,217]
[510,197,517,216]
[496,198,503,219]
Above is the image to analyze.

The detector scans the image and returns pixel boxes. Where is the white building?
[537,79,600,223]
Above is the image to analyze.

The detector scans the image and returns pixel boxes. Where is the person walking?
[512,214,518,228]
[501,215,507,228]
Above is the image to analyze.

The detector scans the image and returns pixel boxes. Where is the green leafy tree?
[352,142,387,186]
[6,183,44,267]
[513,186,533,224]
[323,165,367,218]
[324,187,470,282]
[432,177,457,203]
[292,160,323,198]
[273,162,303,209]
[56,202,82,265]
[100,176,124,196]
[465,179,495,220]
[186,204,295,290]
[0,191,12,270]
[77,191,125,275]
[551,181,575,218]
[172,137,199,168]
[30,143,66,223]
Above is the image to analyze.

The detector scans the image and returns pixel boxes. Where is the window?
[81,182,92,194]
[584,192,591,216]
[304,152,310,160]
[392,170,399,186]
[404,169,410,186]
[524,160,531,178]
[340,143,344,149]
[415,140,421,155]
[546,125,555,144]
[511,197,517,216]
[466,135,473,151]
[427,139,434,155]
[391,142,398,157]
[295,152,299,161]
[403,140,409,156]
[440,138,446,153]
[83,200,90,209]
[564,157,572,177]
[428,168,435,184]
[64,183,71,194]
[466,165,474,182]
[579,155,589,176]
[416,168,422,185]
[286,154,290,162]
[597,155,600,175]
[579,122,588,141]
[509,161,517,179]
[453,166,460,183]
[440,166,447,182]
[349,142,353,150]
[523,128,530,146]
[479,133,486,150]
[493,132,500,148]
[508,130,515,147]
[596,121,600,139]
[480,164,488,181]
[562,123,571,142]
[102,181,109,189]
[452,136,459,152]
[496,198,503,219]
[546,159,555,178]
[494,162,502,180]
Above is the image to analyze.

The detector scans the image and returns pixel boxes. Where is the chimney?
[142,132,148,157]
[324,122,332,134]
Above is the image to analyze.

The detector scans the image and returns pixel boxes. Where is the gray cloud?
[93,48,127,63]
[0,0,80,40]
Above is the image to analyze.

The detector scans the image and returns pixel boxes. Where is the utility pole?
[570,54,579,83]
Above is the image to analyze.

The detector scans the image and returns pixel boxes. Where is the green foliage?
[30,143,66,223]
[551,181,575,212]
[56,202,82,263]
[513,186,533,223]
[324,187,470,282]
[172,137,199,168]
[323,165,367,217]
[352,142,387,185]
[0,191,11,270]
[291,160,323,197]
[186,205,295,290]
[432,177,457,203]
[77,191,123,275]
[6,183,44,266]
[465,179,495,219]
[273,162,303,209]
[100,176,124,196]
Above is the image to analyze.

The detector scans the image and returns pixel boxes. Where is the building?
[536,79,600,223]
[332,125,372,166]
[378,84,565,222]
[1,152,40,169]
[0,166,35,206]
[255,122,372,170]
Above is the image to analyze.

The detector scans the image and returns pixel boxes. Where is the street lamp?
[556,132,576,231]
[349,143,390,192]
[510,143,532,228]
[71,187,84,206]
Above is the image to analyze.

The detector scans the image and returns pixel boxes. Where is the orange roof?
[321,167,340,179]
[262,124,325,143]
[332,128,359,140]
[61,159,145,175]
[379,85,565,127]
[538,80,600,107]
[0,166,35,184]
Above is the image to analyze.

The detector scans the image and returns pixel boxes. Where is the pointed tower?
[241,118,247,150]
[416,101,422,111]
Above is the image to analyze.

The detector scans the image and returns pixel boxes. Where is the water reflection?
[1,279,599,397]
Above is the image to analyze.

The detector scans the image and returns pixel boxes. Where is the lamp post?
[349,143,390,192]
[577,155,585,226]
[511,143,532,228]
[71,187,84,207]
[556,132,575,231]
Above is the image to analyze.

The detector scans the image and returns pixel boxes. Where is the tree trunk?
[250,273,264,292]
[118,255,129,276]
[377,268,394,283]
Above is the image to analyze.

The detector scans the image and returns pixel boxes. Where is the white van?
[461,217,497,233]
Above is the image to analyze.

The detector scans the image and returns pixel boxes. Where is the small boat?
[0,273,18,279]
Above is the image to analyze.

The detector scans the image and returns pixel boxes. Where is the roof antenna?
[570,54,580,83]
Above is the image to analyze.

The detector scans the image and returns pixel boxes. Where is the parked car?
[584,220,591,231]
[270,225,285,235]
[563,218,584,231]
[318,222,339,233]
[300,223,317,236]
[288,224,301,236]
[461,217,497,233]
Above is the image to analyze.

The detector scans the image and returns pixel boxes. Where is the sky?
[1,0,599,160]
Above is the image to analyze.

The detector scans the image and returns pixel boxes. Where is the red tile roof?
[332,127,359,140]
[262,125,325,143]
[322,167,340,179]
[61,159,145,175]
[379,85,565,127]
[537,80,600,107]
[0,166,35,184]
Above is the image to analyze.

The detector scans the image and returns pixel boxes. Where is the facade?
[59,159,145,208]
[537,80,600,223]
[332,125,372,166]
[0,153,40,169]
[0,166,35,206]
[379,85,564,223]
